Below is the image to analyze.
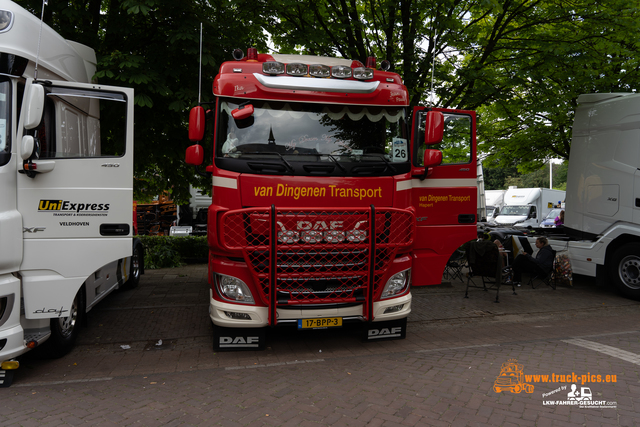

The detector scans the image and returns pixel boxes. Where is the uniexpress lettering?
[38,200,110,213]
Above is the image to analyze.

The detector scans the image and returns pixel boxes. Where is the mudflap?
[363,317,407,342]
[213,325,266,351]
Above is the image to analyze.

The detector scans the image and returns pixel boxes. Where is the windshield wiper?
[245,151,294,173]
[303,153,347,173]
[359,153,397,173]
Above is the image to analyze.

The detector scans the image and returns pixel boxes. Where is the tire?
[0,369,14,388]
[44,287,85,359]
[609,243,640,300]
[124,241,143,289]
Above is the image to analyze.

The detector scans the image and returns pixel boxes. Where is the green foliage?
[483,161,568,190]
[138,235,208,268]
[14,0,640,179]
[17,0,268,204]
[483,165,520,190]
[244,0,640,170]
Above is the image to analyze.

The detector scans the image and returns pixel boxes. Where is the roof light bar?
[263,61,285,75]
[353,67,374,80]
[331,65,352,79]
[309,64,331,78]
[286,63,308,76]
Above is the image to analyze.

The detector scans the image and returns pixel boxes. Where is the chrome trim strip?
[254,73,380,94]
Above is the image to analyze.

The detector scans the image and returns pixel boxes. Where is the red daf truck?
[186,48,477,350]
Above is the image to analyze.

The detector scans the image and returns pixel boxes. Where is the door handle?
[100,223,130,236]
[458,214,476,224]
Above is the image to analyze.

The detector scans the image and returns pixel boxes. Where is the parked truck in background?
[0,0,141,387]
[186,48,478,350]
[543,92,640,300]
[493,187,565,228]
[485,189,506,221]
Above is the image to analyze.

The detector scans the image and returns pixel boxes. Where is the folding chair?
[528,249,557,290]
[464,240,505,303]
[443,249,466,282]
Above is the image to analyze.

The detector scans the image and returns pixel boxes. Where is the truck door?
[411,107,477,286]
[16,79,134,319]
[634,170,640,225]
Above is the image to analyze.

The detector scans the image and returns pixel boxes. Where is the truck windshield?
[0,79,10,167]
[499,206,530,216]
[215,99,409,176]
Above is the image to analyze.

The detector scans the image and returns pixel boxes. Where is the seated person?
[555,210,565,226]
[494,239,508,264]
[508,236,554,285]
[222,130,239,155]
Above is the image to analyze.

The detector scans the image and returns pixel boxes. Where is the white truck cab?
[551,92,640,299]
[0,0,139,387]
[494,187,565,228]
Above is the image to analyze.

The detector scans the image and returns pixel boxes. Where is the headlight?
[216,274,255,304]
[381,269,410,299]
[0,11,13,33]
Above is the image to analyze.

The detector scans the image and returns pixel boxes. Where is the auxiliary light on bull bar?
[277,229,368,244]
[301,230,323,243]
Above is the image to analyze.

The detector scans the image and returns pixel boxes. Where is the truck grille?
[221,207,414,316]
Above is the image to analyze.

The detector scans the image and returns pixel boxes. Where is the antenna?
[34,0,48,80]
[198,22,203,105]
[429,34,436,107]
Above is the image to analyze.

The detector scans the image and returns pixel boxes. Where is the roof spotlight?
[232,49,244,61]
[380,60,391,71]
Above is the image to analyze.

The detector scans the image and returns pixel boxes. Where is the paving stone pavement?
[1,264,639,426]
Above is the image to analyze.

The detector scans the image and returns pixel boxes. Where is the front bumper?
[209,289,411,328]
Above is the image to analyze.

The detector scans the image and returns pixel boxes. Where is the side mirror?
[24,84,45,130]
[20,135,34,160]
[231,103,254,121]
[189,106,206,142]
[185,144,204,166]
[424,110,444,144]
[423,148,443,168]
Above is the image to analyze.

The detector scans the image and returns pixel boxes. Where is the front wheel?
[124,240,143,289]
[44,287,85,358]
[609,243,640,300]
[0,369,15,388]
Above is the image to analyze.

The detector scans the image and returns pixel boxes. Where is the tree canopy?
[15,0,640,200]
